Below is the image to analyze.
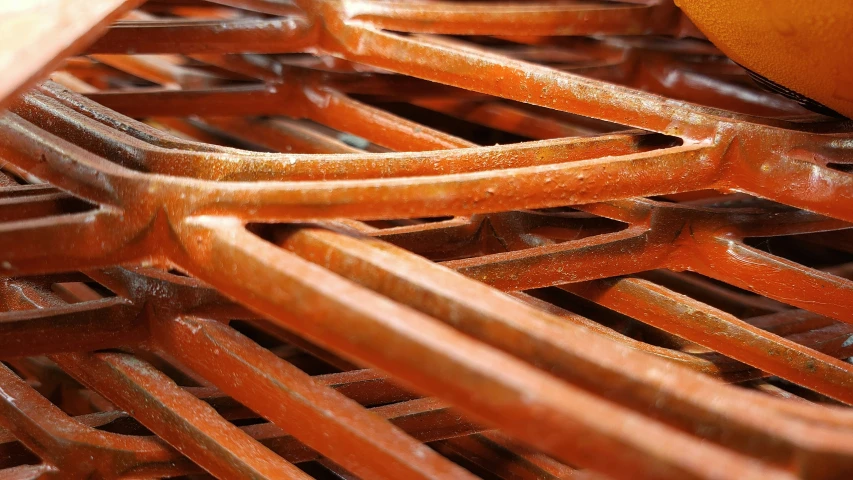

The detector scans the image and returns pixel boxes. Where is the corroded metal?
[1,1,853,479]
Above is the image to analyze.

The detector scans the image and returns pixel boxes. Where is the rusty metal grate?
[2,1,853,479]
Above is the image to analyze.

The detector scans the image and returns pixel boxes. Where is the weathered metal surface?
[1,1,853,479]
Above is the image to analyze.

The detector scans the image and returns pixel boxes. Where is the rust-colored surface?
[1,1,853,479]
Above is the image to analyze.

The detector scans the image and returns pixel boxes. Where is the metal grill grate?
[2,1,853,479]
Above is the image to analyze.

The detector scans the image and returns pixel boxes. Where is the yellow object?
[675,0,853,118]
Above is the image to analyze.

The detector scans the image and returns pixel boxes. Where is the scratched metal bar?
[1,1,853,479]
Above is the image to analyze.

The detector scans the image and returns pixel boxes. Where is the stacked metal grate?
[2,1,853,479]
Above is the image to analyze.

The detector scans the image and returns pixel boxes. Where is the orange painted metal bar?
[1,1,853,479]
